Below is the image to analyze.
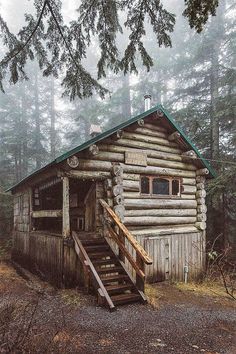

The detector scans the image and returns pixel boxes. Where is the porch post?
[62,176,70,238]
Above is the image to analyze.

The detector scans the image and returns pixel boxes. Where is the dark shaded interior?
[33,178,94,233]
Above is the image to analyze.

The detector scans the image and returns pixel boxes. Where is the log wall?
[80,121,206,280]
[12,118,208,283]
[87,122,200,235]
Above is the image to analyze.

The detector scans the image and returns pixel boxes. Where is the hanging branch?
[0,0,221,99]
[1,1,47,66]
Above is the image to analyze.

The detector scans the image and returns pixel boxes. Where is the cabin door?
[84,184,96,232]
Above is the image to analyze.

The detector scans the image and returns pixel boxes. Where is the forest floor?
[0,248,235,353]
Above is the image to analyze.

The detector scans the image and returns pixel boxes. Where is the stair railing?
[72,231,115,311]
[99,199,153,292]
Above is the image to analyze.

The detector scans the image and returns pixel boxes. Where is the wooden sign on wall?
[125,151,147,166]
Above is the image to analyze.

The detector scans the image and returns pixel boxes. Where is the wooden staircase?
[72,199,153,311]
[83,237,145,307]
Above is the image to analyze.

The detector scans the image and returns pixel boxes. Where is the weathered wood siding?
[13,190,31,233]
[124,232,205,282]
[12,230,81,287]
[29,232,63,285]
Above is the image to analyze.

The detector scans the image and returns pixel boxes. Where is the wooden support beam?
[116,129,123,139]
[196,176,206,183]
[111,164,123,177]
[104,179,112,190]
[62,176,70,238]
[88,144,99,156]
[32,210,62,218]
[195,221,206,230]
[113,204,125,223]
[112,184,123,197]
[197,213,207,222]
[168,131,181,141]
[124,216,196,226]
[64,170,110,180]
[197,205,207,213]
[196,190,206,198]
[156,110,164,118]
[181,150,197,163]
[112,129,123,140]
[196,168,209,176]
[137,119,144,126]
[113,195,124,206]
[136,254,145,292]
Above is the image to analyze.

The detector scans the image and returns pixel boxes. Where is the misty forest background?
[0,0,235,257]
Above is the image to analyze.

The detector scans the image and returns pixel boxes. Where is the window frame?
[140,175,182,198]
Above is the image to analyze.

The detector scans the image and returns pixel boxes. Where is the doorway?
[69,179,96,233]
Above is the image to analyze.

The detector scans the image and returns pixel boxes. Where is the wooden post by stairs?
[136,254,145,292]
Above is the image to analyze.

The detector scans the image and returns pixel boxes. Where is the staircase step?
[85,244,110,252]
[93,258,119,266]
[88,251,113,259]
[100,274,130,284]
[105,283,134,295]
[81,238,106,246]
[111,293,141,305]
[97,266,124,274]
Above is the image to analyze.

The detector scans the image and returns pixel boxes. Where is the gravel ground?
[0,261,235,354]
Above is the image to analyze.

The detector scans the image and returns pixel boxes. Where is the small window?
[172,179,180,196]
[153,178,169,195]
[140,176,181,197]
[141,176,150,194]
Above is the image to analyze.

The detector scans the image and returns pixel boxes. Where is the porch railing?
[99,199,152,292]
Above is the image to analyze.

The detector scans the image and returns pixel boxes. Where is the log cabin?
[8,98,215,310]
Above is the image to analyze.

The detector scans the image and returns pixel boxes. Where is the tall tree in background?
[49,77,56,160]
[0,0,219,100]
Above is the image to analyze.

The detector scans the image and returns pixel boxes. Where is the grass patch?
[145,284,162,309]
[175,281,232,299]
[0,238,11,261]
[60,289,81,306]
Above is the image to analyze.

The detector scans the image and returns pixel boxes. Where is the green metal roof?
[7,104,216,192]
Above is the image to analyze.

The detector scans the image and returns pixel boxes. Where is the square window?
[153,178,169,195]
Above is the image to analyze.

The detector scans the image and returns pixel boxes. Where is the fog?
[0,0,235,188]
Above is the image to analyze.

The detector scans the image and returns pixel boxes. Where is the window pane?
[172,179,180,196]
[141,177,150,194]
[153,178,169,195]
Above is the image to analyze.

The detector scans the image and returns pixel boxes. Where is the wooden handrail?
[72,232,115,311]
[99,199,152,265]
[107,225,145,279]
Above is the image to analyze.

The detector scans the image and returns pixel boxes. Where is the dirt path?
[0,261,235,354]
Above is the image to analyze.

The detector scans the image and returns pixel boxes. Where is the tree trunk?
[121,73,131,118]
[21,83,28,177]
[50,78,56,160]
[210,0,225,161]
[34,70,42,169]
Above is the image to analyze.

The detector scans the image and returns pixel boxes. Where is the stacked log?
[104,178,113,207]
[195,174,207,230]
[111,163,125,222]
